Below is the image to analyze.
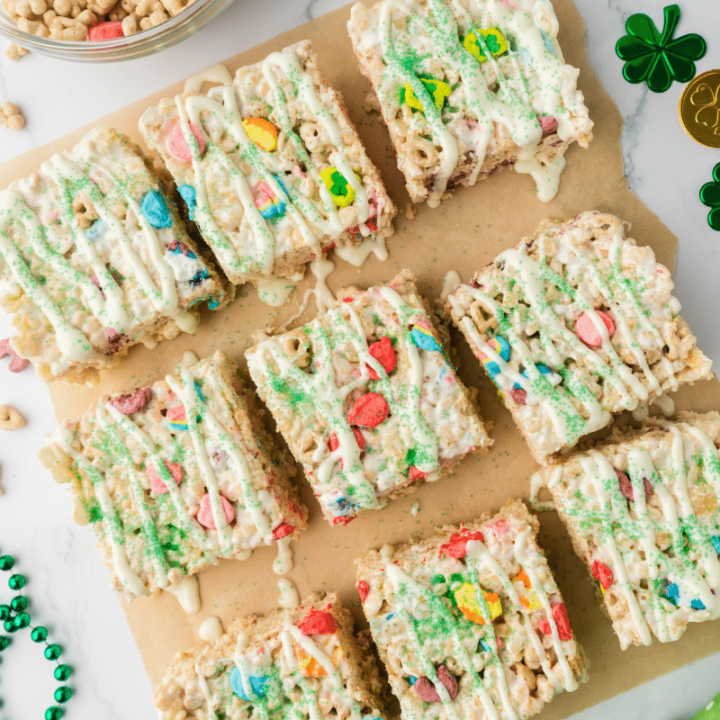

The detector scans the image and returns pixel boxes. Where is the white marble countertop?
[1,0,720,717]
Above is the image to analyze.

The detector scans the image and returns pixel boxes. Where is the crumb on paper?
[405,205,416,221]
[0,102,25,131]
[411,500,420,516]
[5,43,28,60]
[0,404,25,430]
[362,91,381,114]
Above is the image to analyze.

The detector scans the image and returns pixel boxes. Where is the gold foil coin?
[680,70,720,148]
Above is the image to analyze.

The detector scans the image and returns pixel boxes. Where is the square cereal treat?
[0,126,227,385]
[246,269,491,525]
[139,41,396,286]
[153,591,387,720]
[538,411,720,649]
[348,0,593,207]
[38,351,307,601]
[356,500,588,719]
[445,211,713,465]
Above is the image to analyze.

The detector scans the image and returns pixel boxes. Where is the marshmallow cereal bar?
[0,126,227,385]
[139,41,396,286]
[348,0,593,207]
[38,351,307,600]
[246,269,491,525]
[538,412,720,649]
[356,500,588,720]
[445,211,712,464]
[152,592,387,720]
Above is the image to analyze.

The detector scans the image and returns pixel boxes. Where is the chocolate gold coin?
[680,70,720,148]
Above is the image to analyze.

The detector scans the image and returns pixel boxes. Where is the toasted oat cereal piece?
[356,500,588,719]
[0,404,25,430]
[246,269,491,525]
[347,0,593,207]
[0,126,228,385]
[38,351,307,600]
[139,41,396,286]
[0,101,24,130]
[445,211,712,465]
[538,411,720,650]
[153,592,387,720]
[5,43,29,60]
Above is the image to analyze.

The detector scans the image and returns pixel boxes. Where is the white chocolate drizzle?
[0,142,203,371]
[167,574,201,615]
[273,536,294,576]
[199,615,224,642]
[449,225,678,451]
[195,660,218,720]
[278,578,300,608]
[249,287,442,518]
[171,52,369,281]
[49,362,284,600]
[373,0,587,204]
[49,423,147,597]
[554,424,720,646]
[379,526,578,718]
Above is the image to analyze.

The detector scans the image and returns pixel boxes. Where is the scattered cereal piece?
[5,43,29,60]
[0,404,25,431]
[0,102,25,131]
[0,339,30,372]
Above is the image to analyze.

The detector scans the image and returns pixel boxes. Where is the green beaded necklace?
[0,554,73,719]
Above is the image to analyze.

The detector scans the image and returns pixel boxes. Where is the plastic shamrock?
[463,27,508,63]
[615,4,706,93]
[400,76,452,114]
[692,690,720,720]
[700,163,720,231]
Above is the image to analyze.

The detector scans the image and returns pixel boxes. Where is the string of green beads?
[0,552,73,719]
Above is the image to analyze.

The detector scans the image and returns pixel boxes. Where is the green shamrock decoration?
[699,163,720,230]
[400,76,452,114]
[319,167,361,207]
[615,5,706,93]
[692,691,720,720]
[463,27,508,64]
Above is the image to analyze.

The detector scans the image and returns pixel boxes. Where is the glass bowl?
[0,0,235,62]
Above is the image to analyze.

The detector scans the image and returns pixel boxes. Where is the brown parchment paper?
[3,0,720,716]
